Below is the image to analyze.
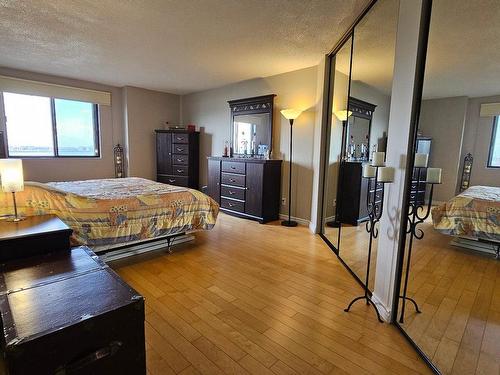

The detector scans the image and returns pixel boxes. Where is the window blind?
[479,102,500,117]
[0,75,111,106]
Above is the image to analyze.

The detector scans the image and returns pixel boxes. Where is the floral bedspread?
[0,177,219,246]
[431,186,500,241]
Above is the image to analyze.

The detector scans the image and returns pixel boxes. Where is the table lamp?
[280,109,302,227]
[0,159,25,221]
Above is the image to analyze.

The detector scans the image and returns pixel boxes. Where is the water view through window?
[3,92,99,157]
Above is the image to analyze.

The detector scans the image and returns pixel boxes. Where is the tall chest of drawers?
[207,157,282,223]
[156,130,199,188]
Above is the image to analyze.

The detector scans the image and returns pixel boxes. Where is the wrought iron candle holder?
[399,166,439,323]
[344,165,392,323]
[114,144,124,178]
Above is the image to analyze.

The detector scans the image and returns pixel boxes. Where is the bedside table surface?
[0,215,71,242]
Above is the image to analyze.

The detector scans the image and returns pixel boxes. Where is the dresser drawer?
[172,165,189,176]
[158,175,188,187]
[222,161,246,174]
[172,133,189,144]
[221,197,245,213]
[221,185,245,200]
[172,143,189,154]
[172,154,189,165]
[221,173,245,187]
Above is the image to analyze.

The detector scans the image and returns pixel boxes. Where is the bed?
[0,177,219,249]
[431,185,500,256]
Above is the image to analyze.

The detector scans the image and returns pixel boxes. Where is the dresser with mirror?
[207,94,282,223]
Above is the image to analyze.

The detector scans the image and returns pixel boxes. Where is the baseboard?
[279,214,311,227]
[371,293,392,322]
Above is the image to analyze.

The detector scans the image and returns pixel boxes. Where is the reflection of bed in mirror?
[431,185,500,257]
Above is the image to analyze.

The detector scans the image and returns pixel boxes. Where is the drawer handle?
[229,179,236,183]
[229,191,235,195]
[169,179,175,183]
[176,147,183,151]
[176,137,184,141]
[176,169,184,173]
[228,203,235,207]
[231,166,236,169]
[62,341,122,373]
[177,159,184,162]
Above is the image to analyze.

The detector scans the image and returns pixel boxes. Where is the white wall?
[181,66,319,222]
[462,95,500,187]
[123,86,180,180]
[418,96,468,201]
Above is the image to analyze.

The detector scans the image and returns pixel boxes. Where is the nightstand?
[0,215,72,262]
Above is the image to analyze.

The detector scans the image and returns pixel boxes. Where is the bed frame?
[92,233,195,262]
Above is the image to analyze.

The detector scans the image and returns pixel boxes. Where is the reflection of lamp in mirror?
[334,109,352,122]
[0,159,25,222]
[280,109,303,227]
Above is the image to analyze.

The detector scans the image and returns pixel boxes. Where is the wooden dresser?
[411,136,432,205]
[155,130,199,188]
[207,157,282,223]
[338,161,383,226]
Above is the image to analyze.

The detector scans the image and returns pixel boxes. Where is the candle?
[426,168,442,184]
[377,167,395,183]
[363,165,376,178]
[371,152,385,167]
[414,153,428,167]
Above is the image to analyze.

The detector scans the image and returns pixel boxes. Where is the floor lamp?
[280,109,302,227]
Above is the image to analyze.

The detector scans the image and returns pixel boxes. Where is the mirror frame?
[343,97,377,161]
[228,94,276,156]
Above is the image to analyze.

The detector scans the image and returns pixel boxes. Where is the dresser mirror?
[229,94,275,157]
[344,98,376,161]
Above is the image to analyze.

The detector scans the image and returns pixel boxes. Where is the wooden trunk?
[0,247,145,375]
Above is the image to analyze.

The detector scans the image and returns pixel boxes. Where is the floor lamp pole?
[282,118,297,227]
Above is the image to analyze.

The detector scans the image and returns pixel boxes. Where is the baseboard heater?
[91,233,195,262]
[450,237,499,258]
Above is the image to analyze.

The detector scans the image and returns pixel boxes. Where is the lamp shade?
[0,159,24,193]
[280,109,302,120]
[334,110,352,122]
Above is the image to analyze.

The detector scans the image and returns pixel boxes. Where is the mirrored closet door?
[320,0,398,289]
[394,1,500,373]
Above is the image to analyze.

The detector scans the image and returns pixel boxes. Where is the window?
[2,92,99,157]
[488,116,500,167]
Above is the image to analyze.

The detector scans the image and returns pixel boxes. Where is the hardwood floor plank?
[112,213,432,375]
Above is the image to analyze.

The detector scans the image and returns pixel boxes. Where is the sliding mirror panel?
[336,0,398,286]
[395,1,500,373]
[321,37,353,251]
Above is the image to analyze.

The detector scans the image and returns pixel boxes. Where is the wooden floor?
[398,221,500,375]
[112,213,431,375]
[323,223,378,289]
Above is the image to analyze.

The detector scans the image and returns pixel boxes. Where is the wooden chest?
[0,247,145,375]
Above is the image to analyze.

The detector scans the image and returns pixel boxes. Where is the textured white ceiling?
[0,0,369,94]
[337,0,500,99]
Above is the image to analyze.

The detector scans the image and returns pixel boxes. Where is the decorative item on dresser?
[155,129,199,188]
[207,157,282,223]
